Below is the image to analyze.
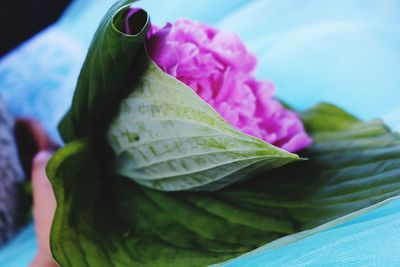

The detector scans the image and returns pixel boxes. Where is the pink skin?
[144,18,312,152]
[30,151,57,267]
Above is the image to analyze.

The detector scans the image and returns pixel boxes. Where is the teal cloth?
[218,199,400,267]
[0,0,399,266]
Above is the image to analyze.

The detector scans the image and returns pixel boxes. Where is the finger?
[30,151,57,267]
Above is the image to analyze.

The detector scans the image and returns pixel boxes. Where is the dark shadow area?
[0,0,72,56]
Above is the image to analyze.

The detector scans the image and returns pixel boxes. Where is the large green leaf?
[106,60,299,191]
[48,103,400,266]
[58,0,150,142]
[50,1,400,265]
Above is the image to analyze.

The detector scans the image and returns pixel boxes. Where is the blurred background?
[0,0,399,266]
[0,1,71,56]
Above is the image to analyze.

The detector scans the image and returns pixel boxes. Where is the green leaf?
[48,103,400,267]
[106,60,300,191]
[58,0,150,142]
[58,0,299,191]
[301,102,360,133]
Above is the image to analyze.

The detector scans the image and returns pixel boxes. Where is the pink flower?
[126,11,311,152]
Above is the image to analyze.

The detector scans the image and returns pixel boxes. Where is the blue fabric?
[218,200,400,267]
[0,0,399,266]
[0,224,36,267]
